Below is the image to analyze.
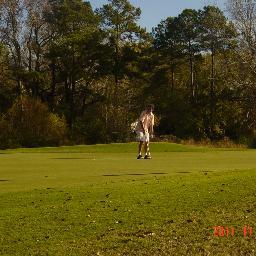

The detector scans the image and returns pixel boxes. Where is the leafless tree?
[226,0,256,73]
[226,0,256,129]
[0,0,26,94]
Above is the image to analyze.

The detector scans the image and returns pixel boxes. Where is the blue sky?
[90,0,226,31]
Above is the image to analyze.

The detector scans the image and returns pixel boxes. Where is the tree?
[45,0,104,128]
[199,5,237,138]
[0,0,26,95]
[96,0,150,142]
[226,0,256,138]
[176,9,201,100]
[22,0,52,98]
[97,0,146,98]
[0,43,16,113]
[153,17,183,94]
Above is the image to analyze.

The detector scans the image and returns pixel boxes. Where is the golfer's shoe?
[144,155,152,159]
[137,155,143,159]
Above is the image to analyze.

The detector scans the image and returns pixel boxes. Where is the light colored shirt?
[136,110,154,133]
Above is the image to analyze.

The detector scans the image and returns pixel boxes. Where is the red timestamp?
[212,226,254,238]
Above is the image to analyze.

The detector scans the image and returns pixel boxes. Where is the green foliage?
[199,6,237,52]
[96,0,148,96]
[97,0,142,37]
[71,104,108,144]
[0,44,16,112]
[151,6,246,141]
[0,0,254,147]
[0,96,67,148]
[45,0,105,127]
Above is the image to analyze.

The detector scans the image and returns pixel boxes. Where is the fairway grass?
[1,143,256,255]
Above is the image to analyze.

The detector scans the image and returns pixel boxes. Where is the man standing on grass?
[136,104,155,159]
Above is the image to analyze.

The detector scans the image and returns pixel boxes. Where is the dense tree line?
[0,0,255,148]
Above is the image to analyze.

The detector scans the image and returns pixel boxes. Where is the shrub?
[0,96,68,148]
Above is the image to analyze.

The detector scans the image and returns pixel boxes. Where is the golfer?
[136,104,155,159]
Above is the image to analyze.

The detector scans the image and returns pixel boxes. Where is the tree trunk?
[210,47,215,138]
[189,42,195,99]
[70,46,76,130]
[189,53,194,98]
[50,60,56,111]
[114,24,120,101]
[70,77,75,130]
[171,66,175,95]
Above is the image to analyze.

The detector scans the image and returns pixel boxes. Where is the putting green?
[0,143,254,193]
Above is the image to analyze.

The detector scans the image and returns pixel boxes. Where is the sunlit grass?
[1,143,256,255]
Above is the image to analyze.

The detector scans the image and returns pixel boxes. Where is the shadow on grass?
[103,174,121,177]
[127,173,146,176]
[150,172,167,175]
[0,180,9,182]
[52,158,92,160]
[103,173,167,177]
